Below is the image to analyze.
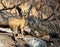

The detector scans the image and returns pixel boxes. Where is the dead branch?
[43,13,54,21]
[0,1,25,11]
[27,0,35,16]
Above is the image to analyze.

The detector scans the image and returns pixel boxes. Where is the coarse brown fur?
[8,16,25,40]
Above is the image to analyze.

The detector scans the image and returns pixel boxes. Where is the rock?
[34,31,40,37]
[29,6,38,17]
[0,34,15,47]
[24,35,47,47]
[24,26,31,33]
[41,5,53,20]
[50,38,60,47]
[42,35,50,41]
[0,27,12,33]
[20,0,32,15]
[16,38,29,47]
[24,26,40,37]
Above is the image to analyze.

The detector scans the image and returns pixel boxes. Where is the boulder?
[0,34,15,47]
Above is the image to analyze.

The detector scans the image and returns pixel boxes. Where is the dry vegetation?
[0,0,60,47]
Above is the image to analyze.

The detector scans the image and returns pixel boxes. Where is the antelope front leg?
[21,28,24,38]
[12,26,18,40]
[17,27,24,38]
[15,27,24,39]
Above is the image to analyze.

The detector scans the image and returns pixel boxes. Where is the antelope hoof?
[16,35,24,40]
[18,35,24,38]
[21,35,24,38]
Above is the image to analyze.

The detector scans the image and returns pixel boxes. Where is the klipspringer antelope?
[8,6,26,40]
